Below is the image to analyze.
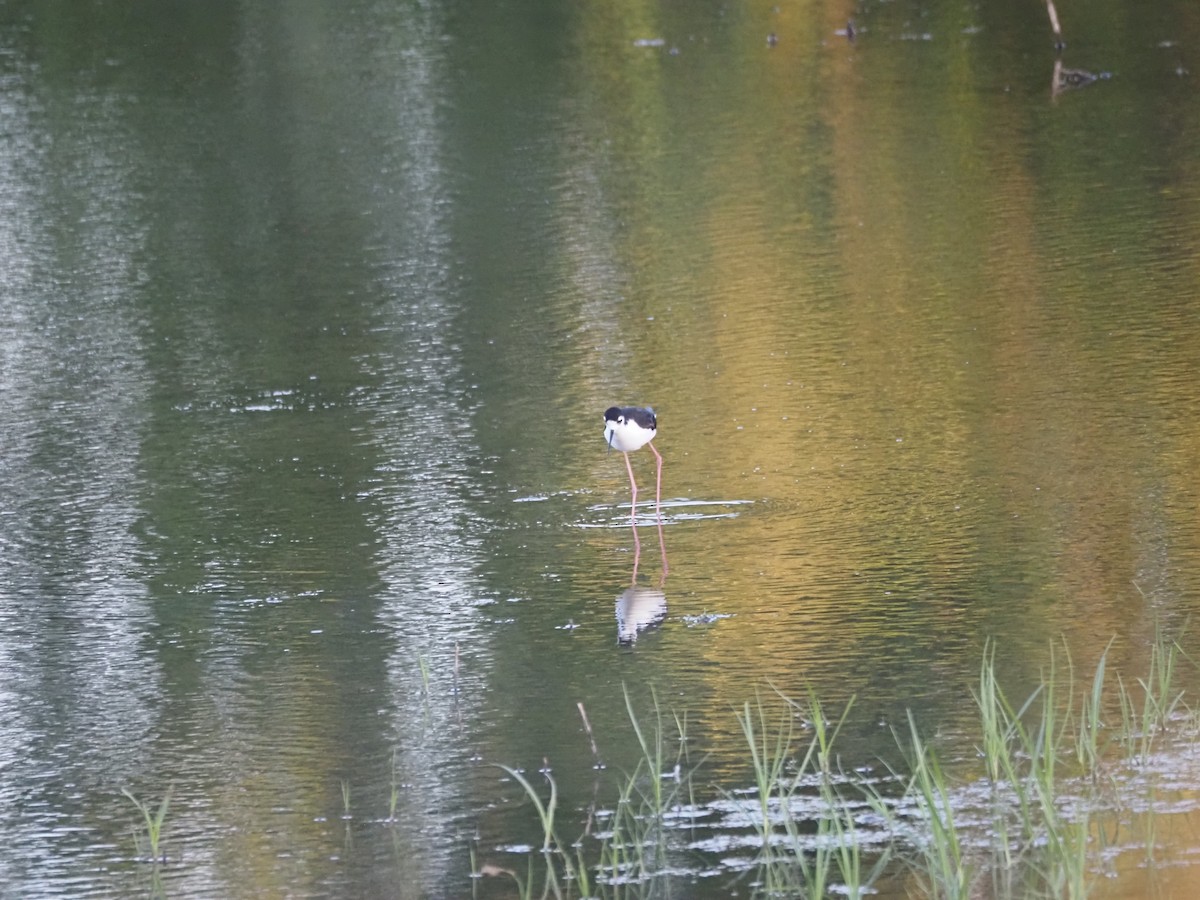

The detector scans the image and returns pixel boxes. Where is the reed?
[595,756,648,888]
[1117,629,1186,764]
[780,685,854,777]
[417,653,431,696]
[495,765,561,855]
[734,686,882,897]
[969,640,1108,897]
[492,764,590,899]
[736,690,828,896]
[621,685,687,818]
[973,640,1028,870]
[735,691,794,853]
[122,786,172,864]
[387,749,401,822]
[896,711,973,899]
[810,701,889,900]
[600,687,694,886]
[824,781,877,900]
[1075,640,1111,779]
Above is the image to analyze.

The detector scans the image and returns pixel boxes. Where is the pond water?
[2,1,1200,897]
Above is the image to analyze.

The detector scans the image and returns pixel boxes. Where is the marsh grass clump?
[595,687,696,886]
[891,710,975,899]
[482,630,1196,899]
[483,686,696,898]
[876,633,1191,900]
[485,762,600,900]
[733,687,889,899]
[1117,630,1188,764]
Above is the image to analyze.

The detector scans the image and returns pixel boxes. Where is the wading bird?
[603,406,663,523]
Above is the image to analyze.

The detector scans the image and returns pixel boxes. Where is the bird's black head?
[603,406,622,423]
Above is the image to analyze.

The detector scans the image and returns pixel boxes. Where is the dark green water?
[2,1,1199,896]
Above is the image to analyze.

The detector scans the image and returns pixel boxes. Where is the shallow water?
[1,1,1200,896]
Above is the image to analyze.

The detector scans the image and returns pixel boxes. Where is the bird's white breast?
[605,417,656,453]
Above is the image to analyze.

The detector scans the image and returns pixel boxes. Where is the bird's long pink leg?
[647,441,663,520]
[648,441,668,577]
[623,451,639,523]
[623,452,642,559]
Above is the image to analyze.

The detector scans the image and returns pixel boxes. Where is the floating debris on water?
[681,612,734,627]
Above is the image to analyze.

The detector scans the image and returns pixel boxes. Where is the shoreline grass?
[478,630,1200,898]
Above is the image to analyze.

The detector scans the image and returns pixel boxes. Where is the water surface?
[1,1,1199,896]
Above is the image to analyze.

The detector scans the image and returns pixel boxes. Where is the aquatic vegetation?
[736,688,889,898]
[386,748,402,823]
[480,687,697,898]
[1117,630,1188,765]
[478,631,1200,898]
[122,785,172,864]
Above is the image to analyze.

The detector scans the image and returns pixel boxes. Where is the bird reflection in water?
[616,501,668,644]
[616,585,667,644]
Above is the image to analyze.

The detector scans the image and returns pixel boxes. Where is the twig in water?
[577,701,605,769]
[1046,0,1065,50]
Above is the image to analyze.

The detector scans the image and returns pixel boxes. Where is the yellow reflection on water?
[542,0,1200,825]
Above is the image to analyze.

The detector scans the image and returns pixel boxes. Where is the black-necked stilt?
[604,406,663,522]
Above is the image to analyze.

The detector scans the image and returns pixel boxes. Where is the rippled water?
[2,1,1200,897]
